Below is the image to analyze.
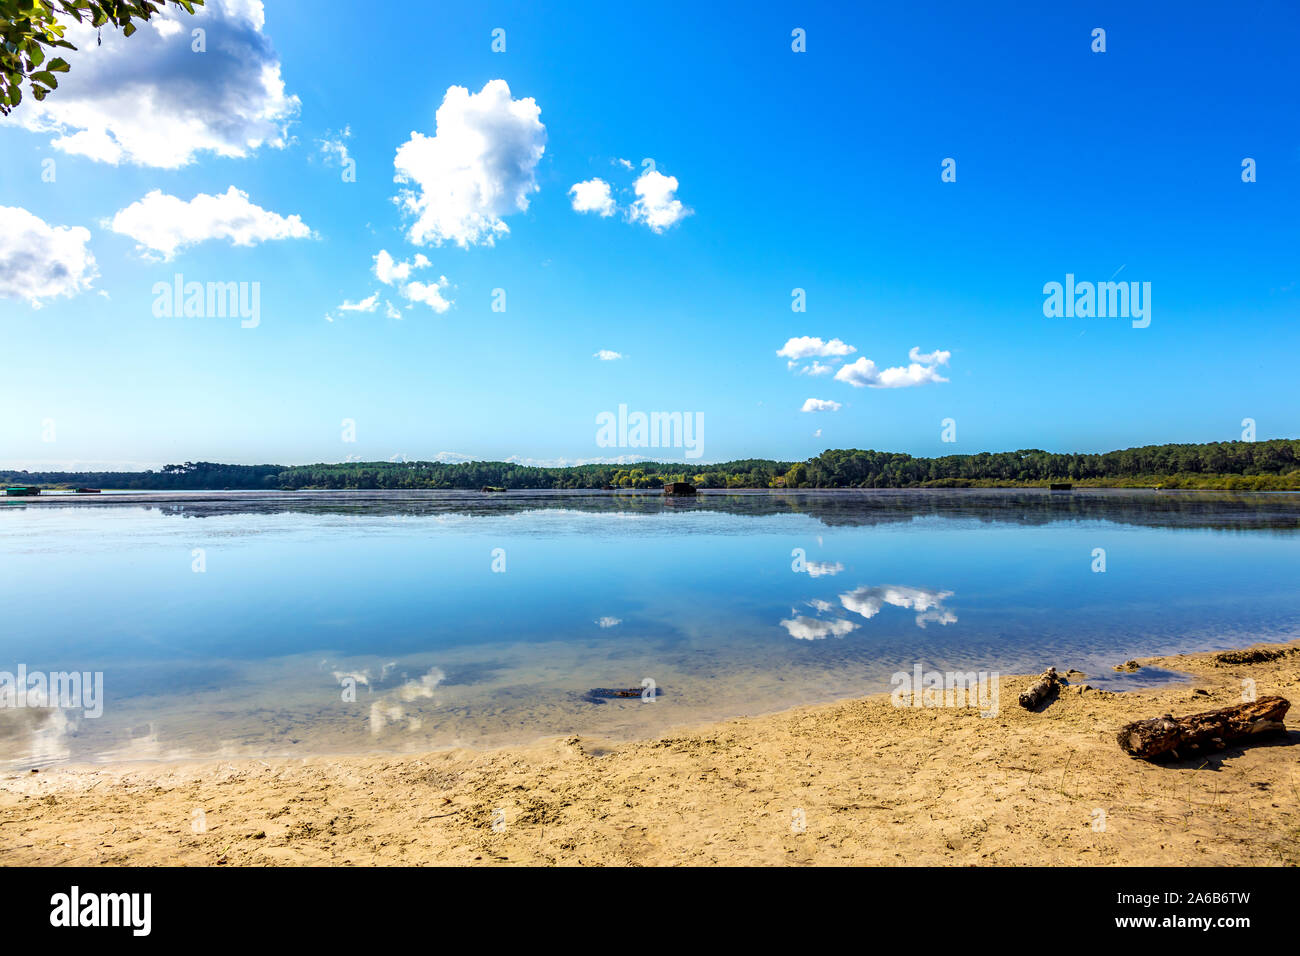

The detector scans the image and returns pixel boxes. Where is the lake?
[2,489,1298,769]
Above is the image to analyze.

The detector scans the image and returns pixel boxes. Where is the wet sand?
[1,640,1296,866]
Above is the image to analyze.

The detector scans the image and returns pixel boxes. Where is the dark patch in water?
[583,686,664,704]
[1087,666,1192,692]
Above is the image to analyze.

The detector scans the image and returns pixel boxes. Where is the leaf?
[48,57,69,72]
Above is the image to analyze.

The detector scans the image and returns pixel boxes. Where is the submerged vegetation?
[5,440,1300,492]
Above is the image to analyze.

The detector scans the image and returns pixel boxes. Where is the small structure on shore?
[5,486,40,496]
[1049,482,1072,491]
[663,481,697,496]
[480,486,506,493]
[75,488,101,494]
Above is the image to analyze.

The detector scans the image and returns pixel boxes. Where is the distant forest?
[5,439,1300,491]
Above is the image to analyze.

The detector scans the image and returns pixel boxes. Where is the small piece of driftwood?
[1116,696,1290,760]
[1018,667,1062,709]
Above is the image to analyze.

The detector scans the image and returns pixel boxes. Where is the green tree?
[1,0,202,115]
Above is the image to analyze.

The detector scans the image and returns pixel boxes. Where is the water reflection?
[840,585,958,629]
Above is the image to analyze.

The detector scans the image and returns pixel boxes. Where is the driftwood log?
[1018,667,1062,709]
[1117,696,1290,759]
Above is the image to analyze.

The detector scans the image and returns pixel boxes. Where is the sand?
[1,641,1297,866]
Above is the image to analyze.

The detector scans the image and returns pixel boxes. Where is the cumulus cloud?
[777,336,857,360]
[801,398,842,413]
[834,348,951,389]
[593,349,624,361]
[780,616,858,641]
[393,79,546,247]
[799,361,835,376]
[629,169,689,232]
[595,617,622,628]
[839,585,957,628]
[404,277,453,313]
[107,187,311,260]
[373,249,429,284]
[570,178,615,216]
[372,250,451,314]
[0,206,97,307]
[7,0,298,168]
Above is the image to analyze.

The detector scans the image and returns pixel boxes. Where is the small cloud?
[107,187,312,260]
[570,178,616,217]
[629,169,690,232]
[319,126,352,166]
[777,337,856,360]
[835,351,950,389]
[799,560,844,578]
[907,347,952,366]
[780,616,858,641]
[801,398,842,413]
[372,249,451,313]
[593,349,624,361]
[338,292,380,313]
[0,206,97,307]
[595,616,622,628]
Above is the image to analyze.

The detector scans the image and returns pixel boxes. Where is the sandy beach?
[1,641,1296,867]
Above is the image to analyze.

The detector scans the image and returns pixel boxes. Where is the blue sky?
[0,0,1297,469]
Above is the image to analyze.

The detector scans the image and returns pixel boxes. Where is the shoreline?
[2,640,1296,866]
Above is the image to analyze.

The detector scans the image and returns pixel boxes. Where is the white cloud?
[0,206,97,307]
[404,277,452,314]
[593,349,624,361]
[371,250,452,314]
[801,398,842,413]
[777,336,856,360]
[798,560,844,577]
[834,348,951,389]
[780,616,858,641]
[319,126,352,166]
[595,617,622,628]
[909,347,951,366]
[839,585,957,628]
[338,292,379,313]
[373,249,430,285]
[7,0,298,168]
[107,187,311,260]
[570,178,615,217]
[393,79,546,247]
[798,361,835,376]
[629,169,689,232]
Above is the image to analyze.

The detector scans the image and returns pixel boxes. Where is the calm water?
[2,489,1298,768]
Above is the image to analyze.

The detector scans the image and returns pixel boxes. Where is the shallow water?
[1,489,1297,768]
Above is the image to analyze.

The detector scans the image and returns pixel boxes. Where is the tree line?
[4,439,1299,491]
